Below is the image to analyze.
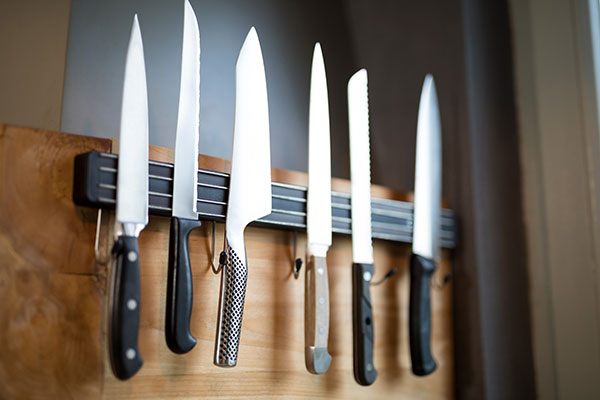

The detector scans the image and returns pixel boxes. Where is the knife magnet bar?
[73,151,458,248]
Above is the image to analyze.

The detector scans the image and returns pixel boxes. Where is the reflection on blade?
[116,14,148,233]
[307,43,332,257]
[348,69,373,265]
[412,75,441,262]
[226,26,272,263]
[172,0,201,220]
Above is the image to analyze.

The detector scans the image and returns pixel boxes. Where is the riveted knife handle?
[305,255,332,374]
[409,253,437,376]
[352,263,377,386]
[214,245,248,367]
[109,235,143,380]
[165,217,202,354]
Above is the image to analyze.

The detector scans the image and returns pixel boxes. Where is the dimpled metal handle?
[214,245,248,367]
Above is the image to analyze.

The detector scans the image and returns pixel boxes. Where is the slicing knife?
[409,74,442,376]
[304,42,332,375]
[108,14,149,380]
[214,27,272,368]
[165,0,202,355]
[348,69,377,386]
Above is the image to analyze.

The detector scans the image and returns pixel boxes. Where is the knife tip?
[348,68,368,89]
[237,26,263,67]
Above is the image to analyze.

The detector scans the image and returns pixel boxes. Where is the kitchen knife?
[108,14,149,381]
[165,0,202,355]
[214,27,271,368]
[348,69,377,386]
[305,42,332,375]
[409,74,441,376]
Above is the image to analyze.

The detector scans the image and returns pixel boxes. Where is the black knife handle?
[165,217,202,354]
[214,245,248,367]
[109,235,143,380]
[352,263,378,386]
[409,253,437,376]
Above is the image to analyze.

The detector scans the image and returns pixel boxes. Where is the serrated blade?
[172,0,200,220]
[116,14,148,234]
[225,27,272,262]
[307,43,331,257]
[412,75,442,262]
[348,69,373,265]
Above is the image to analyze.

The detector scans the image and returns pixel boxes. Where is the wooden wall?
[0,125,454,399]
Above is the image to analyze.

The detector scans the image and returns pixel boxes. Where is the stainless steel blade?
[116,14,149,237]
[172,0,201,220]
[412,75,442,262]
[307,43,332,258]
[348,69,373,265]
[225,27,272,264]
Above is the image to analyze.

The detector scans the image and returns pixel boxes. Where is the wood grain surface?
[0,126,454,399]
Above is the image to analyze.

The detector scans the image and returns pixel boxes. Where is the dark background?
[60,1,535,398]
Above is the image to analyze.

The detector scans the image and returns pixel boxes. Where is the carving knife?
[165,0,202,355]
[348,69,377,386]
[109,14,149,380]
[304,42,332,375]
[409,74,441,376]
[214,27,272,368]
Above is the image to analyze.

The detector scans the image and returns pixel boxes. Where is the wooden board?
[0,125,454,399]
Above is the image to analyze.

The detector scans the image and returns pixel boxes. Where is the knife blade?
[165,0,202,355]
[304,42,332,375]
[108,14,148,381]
[409,74,441,376]
[348,68,377,386]
[214,27,272,368]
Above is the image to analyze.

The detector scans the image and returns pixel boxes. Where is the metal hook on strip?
[371,267,398,286]
[94,208,112,266]
[210,221,227,274]
[292,230,303,279]
[431,272,452,290]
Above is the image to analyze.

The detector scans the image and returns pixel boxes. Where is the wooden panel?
[0,126,453,399]
[0,125,111,399]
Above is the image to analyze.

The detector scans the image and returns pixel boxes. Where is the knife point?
[246,26,258,42]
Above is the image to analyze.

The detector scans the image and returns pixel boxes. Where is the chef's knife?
[348,69,377,386]
[109,14,149,380]
[165,0,202,355]
[409,74,441,376]
[304,42,332,375]
[214,27,271,368]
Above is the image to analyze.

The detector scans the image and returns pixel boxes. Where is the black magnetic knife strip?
[73,151,458,249]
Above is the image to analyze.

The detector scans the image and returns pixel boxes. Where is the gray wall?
[0,0,71,131]
[61,0,356,176]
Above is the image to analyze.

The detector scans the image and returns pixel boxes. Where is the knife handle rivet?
[319,297,325,305]
[317,267,324,275]
[367,363,373,372]
[319,327,324,334]
[127,299,137,310]
[127,251,138,262]
[126,348,136,360]
[363,271,372,282]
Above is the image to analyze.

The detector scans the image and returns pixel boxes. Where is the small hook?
[431,273,452,289]
[292,230,303,279]
[210,221,226,274]
[371,267,398,286]
[94,208,112,266]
